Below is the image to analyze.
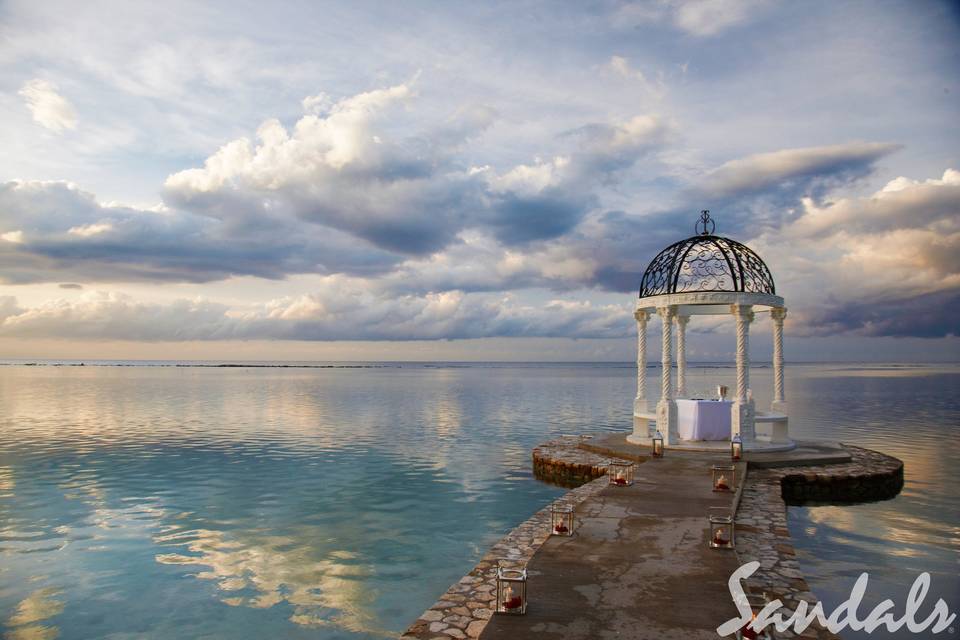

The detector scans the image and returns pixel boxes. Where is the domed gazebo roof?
[639,211,776,300]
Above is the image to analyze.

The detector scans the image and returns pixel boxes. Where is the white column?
[730,304,756,443]
[656,306,679,445]
[676,315,689,398]
[633,309,650,414]
[771,307,787,414]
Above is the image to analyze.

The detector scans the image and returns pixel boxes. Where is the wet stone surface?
[403,438,902,640]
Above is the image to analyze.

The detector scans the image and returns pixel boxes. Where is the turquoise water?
[783,368,960,639]
[0,362,957,638]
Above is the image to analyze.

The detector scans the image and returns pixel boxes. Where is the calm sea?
[0,362,957,639]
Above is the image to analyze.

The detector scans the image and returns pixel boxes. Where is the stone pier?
[402,435,903,640]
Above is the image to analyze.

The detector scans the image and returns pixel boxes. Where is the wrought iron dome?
[638,211,776,299]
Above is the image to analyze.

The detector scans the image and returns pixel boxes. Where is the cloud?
[0,296,22,322]
[671,0,771,36]
[790,168,960,238]
[612,0,772,37]
[164,83,667,256]
[0,83,674,287]
[349,141,911,303]
[162,81,481,255]
[0,287,632,342]
[18,79,78,132]
[0,180,402,284]
[163,82,482,255]
[68,222,113,237]
[609,55,645,81]
[801,290,959,338]
[755,168,960,337]
[700,142,901,199]
[500,143,905,295]
[386,155,960,340]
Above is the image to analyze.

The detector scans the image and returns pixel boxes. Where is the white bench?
[755,412,789,444]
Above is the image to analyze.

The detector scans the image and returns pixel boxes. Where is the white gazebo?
[627,211,793,452]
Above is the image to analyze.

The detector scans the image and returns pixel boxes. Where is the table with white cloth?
[676,399,732,441]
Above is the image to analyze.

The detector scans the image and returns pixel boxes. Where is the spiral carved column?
[634,310,650,414]
[656,306,678,445]
[660,308,673,402]
[734,308,750,402]
[676,315,689,398]
[771,307,787,414]
[731,304,755,443]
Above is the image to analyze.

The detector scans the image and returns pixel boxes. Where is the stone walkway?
[402,437,903,640]
[480,449,748,639]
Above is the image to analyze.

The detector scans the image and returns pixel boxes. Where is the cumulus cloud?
[0,286,632,342]
[164,84,666,255]
[0,180,401,284]
[489,143,905,295]
[755,169,960,337]
[18,79,78,132]
[1,85,671,286]
[790,168,960,238]
[163,82,482,255]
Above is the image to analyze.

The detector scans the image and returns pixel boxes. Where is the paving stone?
[465,620,486,638]
[403,437,902,639]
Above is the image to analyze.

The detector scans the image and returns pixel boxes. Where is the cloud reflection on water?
[4,587,63,640]
[154,525,392,637]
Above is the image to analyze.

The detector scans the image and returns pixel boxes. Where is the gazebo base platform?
[625,434,797,452]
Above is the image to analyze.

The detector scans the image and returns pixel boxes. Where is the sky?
[1,0,958,362]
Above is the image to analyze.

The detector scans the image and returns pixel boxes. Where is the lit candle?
[741,613,759,639]
[554,521,568,534]
[713,528,729,546]
[715,474,730,491]
[614,471,627,486]
[502,585,522,610]
[731,433,743,461]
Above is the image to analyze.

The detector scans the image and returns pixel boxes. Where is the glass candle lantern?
[708,507,735,549]
[496,562,527,615]
[550,504,574,536]
[735,593,774,640]
[712,465,736,492]
[731,433,743,461]
[607,461,634,487]
[717,384,728,401]
[652,430,664,457]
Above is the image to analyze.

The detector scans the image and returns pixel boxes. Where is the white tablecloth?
[676,399,732,441]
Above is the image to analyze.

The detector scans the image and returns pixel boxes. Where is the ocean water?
[0,362,956,639]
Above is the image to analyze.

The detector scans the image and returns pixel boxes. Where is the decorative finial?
[696,210,715,235]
